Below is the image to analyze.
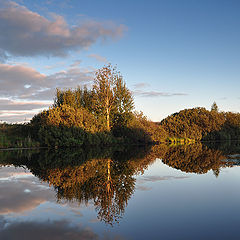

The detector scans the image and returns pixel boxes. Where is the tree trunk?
[106,108,110,131]
[106,97,110,131]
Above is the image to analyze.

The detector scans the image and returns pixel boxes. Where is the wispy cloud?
[0,111,44,122]
[0,99,50,122]
[136,185,152,191]
[69,60,82,68]
[0,99,51,111]
[133,90,188,98]
[133,82,150,89]
[0,1,126,60]
[141,175,189,182]
[136,175,189,191]
[88,54,108,63]
[44,61,66,70]
[132,82,188,97]
[219,97,227,100]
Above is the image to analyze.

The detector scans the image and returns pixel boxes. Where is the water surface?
[0,143,240,240]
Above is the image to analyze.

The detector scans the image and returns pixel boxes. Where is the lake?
[0,142,240,240]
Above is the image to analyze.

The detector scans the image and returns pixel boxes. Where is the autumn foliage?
[161,107,240,141]
[30,65,167,147]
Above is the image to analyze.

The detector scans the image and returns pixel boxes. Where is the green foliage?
[47,104,104,132]
[161,107,226,140]
[0,123,40,148]
[28,65,152,147]
[52,65,134,132]
[4,63,240,148]
[204,111,240,141]
[161,107,240,141]
[0,146,153,225]
[111,75,134,127]
[161,143,227,174]
[38,125,85,147]
[111,112,168,144]
[1,143,238,225]
[211,101,219,112]
[92,64,134,130]
[53,86,95,111]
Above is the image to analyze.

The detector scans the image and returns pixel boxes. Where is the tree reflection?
[40,147,157,225]
[0,142,239,225]
[0,146,153,225]
[49,157,136,225]
[161,143,234,175]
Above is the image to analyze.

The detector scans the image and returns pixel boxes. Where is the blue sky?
[0,0,240,122]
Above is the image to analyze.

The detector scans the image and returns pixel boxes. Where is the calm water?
[0,142,240,240]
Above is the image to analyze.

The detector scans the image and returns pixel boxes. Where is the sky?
[0,0,240,122]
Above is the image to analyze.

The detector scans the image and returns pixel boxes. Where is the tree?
[112,74,134,127]
[53,88,76,108]
[211,101,219,112]
[53,86,94,111]
[92,64,134,131]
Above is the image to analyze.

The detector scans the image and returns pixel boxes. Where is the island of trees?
[0,65,240,148]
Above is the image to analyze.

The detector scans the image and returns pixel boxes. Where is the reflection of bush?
[0,143,237,224]
[36,147,156,225]
[161,143,229,174]
[0,146,155,225]
[205,141,240,155]
[51,158,136,225]
[40,147,156,225]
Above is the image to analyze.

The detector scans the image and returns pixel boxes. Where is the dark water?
[0,142,240,240]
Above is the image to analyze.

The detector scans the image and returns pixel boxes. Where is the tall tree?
[112,74,134,127]
[92,64,134,131]
[92,65,115,131]
[211,101,219,112]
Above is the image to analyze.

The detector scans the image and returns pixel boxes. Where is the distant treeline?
[160,106,240,142]
[0,65,240,148]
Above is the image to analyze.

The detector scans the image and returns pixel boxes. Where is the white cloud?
[0,166,54,215]
[0,62,95,122]
[0,99,51,110]
[0,0,126,60]
[0,63,94,101]
[0,63,46,98]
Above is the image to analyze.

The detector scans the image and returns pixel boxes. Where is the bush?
[39,125,85,147]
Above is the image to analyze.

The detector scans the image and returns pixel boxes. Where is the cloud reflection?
[0,166,54,215]
[0,219,98,240]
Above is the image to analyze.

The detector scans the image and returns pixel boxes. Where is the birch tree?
[92,64,134,131]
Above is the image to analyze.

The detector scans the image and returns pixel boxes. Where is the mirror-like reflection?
[1,142,240,227]
[162,142,240,175]
[162,144,228,176]
[0,146,154,225]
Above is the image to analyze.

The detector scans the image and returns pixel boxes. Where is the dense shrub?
[38,125,85,147]
[161,108,226,140]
